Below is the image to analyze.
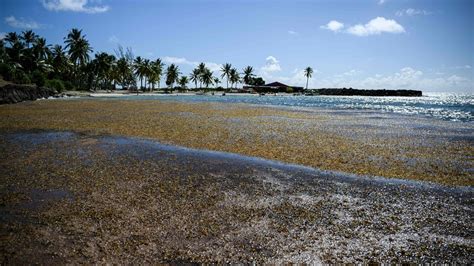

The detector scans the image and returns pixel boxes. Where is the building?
[242,82,304,93]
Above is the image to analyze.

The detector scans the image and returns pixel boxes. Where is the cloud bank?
[256,56,471,92]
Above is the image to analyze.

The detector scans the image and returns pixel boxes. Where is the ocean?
[87,92,474,122]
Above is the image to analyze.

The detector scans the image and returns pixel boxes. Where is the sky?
[0,0,473,92]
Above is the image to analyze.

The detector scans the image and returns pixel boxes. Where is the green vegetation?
[0,28,308,92]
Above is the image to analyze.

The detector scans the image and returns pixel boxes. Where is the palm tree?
[149,58,164,91]
[213,77,220,88]
[189,68,200,90]
[32,37,50,61]
[94,52,115,90]
[115,57,132,89]
[304,66,313,90]
[133,56,144,90]
[4,32,20,47]
[29,38,52,74]
[229,68,240,88]
[197,62,206,88]
[64,29,91,66]
[4,33,24,66]
[178,76,188,90]
[201,68,214,90]
[64,28,92,87]
[21,30,37,49]
[142,58,151,90]
[243,66,254,85]
[220,63,232,90]
[50,45,68,77]
[165,63,180,92]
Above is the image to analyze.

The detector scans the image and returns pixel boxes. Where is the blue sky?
[1,0,473,92]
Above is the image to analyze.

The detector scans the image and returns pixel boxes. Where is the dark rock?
[313,88,422,97]
[0,84,58,104]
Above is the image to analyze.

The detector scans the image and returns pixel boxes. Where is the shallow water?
[81,92,474,122]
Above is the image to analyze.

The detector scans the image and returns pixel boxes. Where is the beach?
[1,131,472,263]
[0,98,472,263]
[2,0,473,263]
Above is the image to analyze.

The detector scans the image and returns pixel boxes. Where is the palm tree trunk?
[306,77,309,90]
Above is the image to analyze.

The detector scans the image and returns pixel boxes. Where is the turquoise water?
[84,92,474,122]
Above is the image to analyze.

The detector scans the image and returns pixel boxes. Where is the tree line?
[0,28,313,92]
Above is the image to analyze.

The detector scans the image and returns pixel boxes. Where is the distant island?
[308,88,422,97]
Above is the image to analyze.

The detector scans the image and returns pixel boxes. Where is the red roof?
[264,81,289,87]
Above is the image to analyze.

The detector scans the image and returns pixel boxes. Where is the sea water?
[87,92,474,122]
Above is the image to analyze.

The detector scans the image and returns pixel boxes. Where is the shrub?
[286,87,294,93]
[45,79,65,93]
[0,63,13,81]
[31,70,46,87]
[12,69,31,84]
[63,80,74,91]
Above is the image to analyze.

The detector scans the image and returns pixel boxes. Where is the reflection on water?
[81,92,474,122]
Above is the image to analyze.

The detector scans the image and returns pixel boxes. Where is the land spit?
[0,131,472,263]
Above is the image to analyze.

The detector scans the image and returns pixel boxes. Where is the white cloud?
[378,0,386,5]
[42,0,109,14]
[0,32,6,40]
[320,20,344,32]
[288,30,298,35]
[205,62,223,72]
[346,17,405,36]
[261,56,282,73]
[396,8,431,16]
[4,16,40,29]
[162,56,222,72]
[163,56,191,65]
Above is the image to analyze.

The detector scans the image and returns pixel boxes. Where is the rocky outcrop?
[0,84,58,104]
[311,88,422,97]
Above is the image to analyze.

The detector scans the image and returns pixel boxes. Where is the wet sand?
[0,131,472,263]
[0,99,472,186]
